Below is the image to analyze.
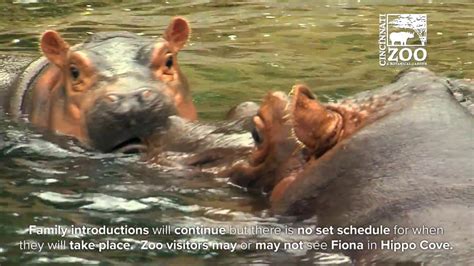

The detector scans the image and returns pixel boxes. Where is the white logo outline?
[379,14,428,67]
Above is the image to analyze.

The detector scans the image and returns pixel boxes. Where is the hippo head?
[223,85,360,202]
[30,17,196,152]
[222,91,304,193]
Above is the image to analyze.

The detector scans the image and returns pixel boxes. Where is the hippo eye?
[165,55,173,69]
[251,127,263,145]
[70,66,80,80]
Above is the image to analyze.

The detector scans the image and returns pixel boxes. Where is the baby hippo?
[4,17,196,152]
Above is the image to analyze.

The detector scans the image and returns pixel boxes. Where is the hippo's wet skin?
[2,17,196,152]
[142,101,259,170]
[143,115,254,173]
[222,68,473,264]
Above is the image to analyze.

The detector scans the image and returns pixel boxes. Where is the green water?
[0,0,473,265]
[0,0,472,119]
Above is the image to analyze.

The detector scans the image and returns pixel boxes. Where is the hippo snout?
[86,87,177,153]
[103,87,161,115]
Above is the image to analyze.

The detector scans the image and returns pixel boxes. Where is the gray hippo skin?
[224,68,473,265]
[0,17,196,153]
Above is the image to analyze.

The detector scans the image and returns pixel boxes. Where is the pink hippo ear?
[164,17,190,52]
[40,30,70,67]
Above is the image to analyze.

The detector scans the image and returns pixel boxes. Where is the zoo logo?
[379,14,427,66]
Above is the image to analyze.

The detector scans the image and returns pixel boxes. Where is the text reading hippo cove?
[20,224,453,253]
[379,14,428,66]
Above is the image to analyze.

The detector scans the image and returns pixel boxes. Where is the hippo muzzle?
[86,82,176,153]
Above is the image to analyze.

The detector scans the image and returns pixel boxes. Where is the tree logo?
[379,14,427,66]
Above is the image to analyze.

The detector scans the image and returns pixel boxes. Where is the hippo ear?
[40,30,70,67]
[164,17,190,51]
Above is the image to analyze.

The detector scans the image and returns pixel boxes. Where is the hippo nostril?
[106,94,120,103]
[141,89,153,99]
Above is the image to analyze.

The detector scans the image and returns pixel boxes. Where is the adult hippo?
[222,68,473,264]
[1,17,196,152]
